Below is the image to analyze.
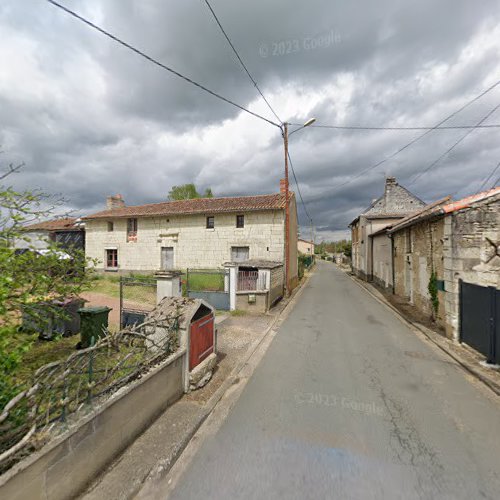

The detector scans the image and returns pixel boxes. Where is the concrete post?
[155,271,182,303]
[225,264,238,311]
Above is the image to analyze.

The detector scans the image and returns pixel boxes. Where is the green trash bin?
[78,306,112,349]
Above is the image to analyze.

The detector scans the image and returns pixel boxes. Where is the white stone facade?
[85,210,287,272]
[298,239,314,255]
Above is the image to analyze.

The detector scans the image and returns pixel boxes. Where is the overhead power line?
[477,159,500,193]
[326,76,500,192]
[46,0,281,129]
[202,0,282,124]
[287,150,313,225]
[409,102,500,186]
[288,123,500,131]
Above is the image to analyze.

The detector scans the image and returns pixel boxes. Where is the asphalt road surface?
[168,262,500,499]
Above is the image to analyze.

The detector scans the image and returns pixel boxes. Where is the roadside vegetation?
[0,161,95,408]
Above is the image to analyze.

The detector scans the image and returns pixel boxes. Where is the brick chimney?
[384,176,397,195]
[280,178,288,194]
[107,194,125,210]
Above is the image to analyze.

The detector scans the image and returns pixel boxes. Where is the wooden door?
[161,247,174,270]
[189,313,215,370]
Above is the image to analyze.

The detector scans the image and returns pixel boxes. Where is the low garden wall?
[0,349,186,500]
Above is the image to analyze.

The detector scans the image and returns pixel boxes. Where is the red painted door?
[189,313,215,370]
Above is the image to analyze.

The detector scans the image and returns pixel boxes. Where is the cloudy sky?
[1,0,500,240]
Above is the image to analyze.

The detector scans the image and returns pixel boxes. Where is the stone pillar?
[155,271,182,303]
[225,264,238,311]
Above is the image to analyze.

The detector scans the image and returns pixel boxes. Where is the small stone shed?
[226,259,284,313]
[144,296,216,391]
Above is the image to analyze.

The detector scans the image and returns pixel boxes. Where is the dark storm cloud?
[1,0,500,239]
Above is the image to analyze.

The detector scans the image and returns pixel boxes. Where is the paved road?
[168,262,500,499]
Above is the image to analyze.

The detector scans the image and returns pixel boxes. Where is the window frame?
[236,214,244,228]
[206,216,215,229]
[127,218,138,242]
[107,221,114,232]
[231,245,250,262]
[105,249,118,270]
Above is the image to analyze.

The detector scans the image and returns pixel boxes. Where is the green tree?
[168,183,214,201]
[0,162,95,407]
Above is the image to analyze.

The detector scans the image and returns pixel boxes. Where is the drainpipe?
[390,233,395,294]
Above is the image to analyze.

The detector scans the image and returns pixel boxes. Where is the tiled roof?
[82,193,289,220]
[388,197,451,234]
[389,187,500,233]
[441,186,500,214]
[22,218,80,232]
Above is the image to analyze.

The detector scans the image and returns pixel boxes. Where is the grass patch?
[229,309,247,316]
[88,275,156,306]
[88,275,120,298]
[186,272,225,292]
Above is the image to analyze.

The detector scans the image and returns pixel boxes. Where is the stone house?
[350,177,425,283]
[83,190,298,287]
[388,187,500,341]
[297,238,314,255]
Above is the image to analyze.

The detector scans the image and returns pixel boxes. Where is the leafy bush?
[0,162,95,407]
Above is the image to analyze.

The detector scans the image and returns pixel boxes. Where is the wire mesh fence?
[0,308,180,474]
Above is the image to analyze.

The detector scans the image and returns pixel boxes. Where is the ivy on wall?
[428,271,439,314]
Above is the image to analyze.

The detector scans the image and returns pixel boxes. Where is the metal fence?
[186,269,230,310]
[237,270,267,291]
[120,276,157,329]
[0,313,180,474]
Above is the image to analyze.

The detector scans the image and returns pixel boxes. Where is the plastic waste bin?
[78,306,112,348]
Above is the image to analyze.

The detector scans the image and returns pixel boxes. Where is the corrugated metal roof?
[82,193,289,220]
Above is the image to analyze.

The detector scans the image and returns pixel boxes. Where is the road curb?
[345,270,500,398]
[139,268,315,490]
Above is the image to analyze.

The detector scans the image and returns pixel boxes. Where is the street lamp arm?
[287,118,316,137]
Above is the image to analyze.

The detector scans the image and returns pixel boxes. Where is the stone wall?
[0,350,185,500]
[393,219,446,326]
[371,232,392,289]
[86,210,286,272]
[392,194,499,340]
[393,231,407,298]
[353,216,401,280]
[443,195,500,340]
[269,266,284,306]
[236,291,268,313]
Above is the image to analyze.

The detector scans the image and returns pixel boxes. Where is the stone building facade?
[297,238,314,255]
[350,177,425,282]
[390,188,500,340]
[83,192,298,286]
